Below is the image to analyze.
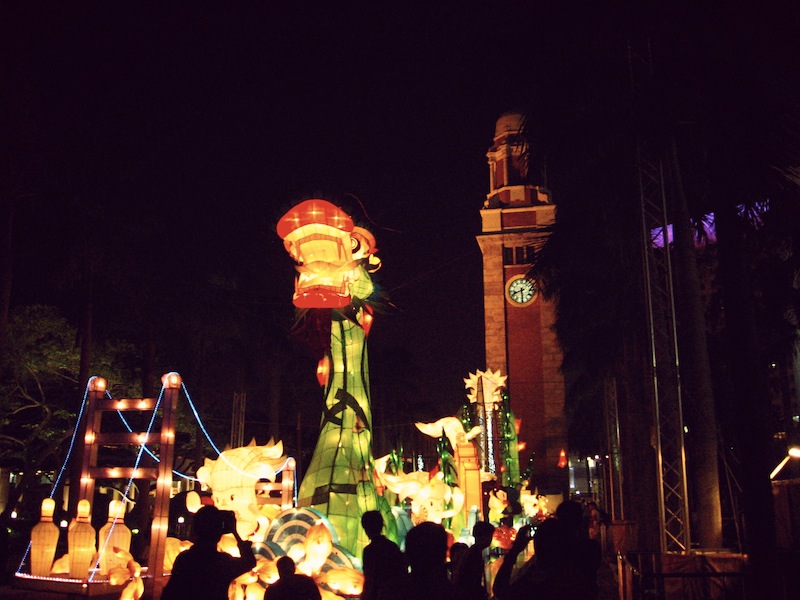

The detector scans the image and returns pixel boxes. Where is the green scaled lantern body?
[298,272,393,556]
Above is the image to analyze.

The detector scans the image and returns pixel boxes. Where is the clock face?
[507,276,537,305]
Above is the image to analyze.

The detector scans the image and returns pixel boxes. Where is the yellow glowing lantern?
[245,581,266,600]
[163,537,188,572]
[319,567,364,596]
[108,565,131,586]
[255,556,279,584]
[185,490,203,513]
[119,575,144,600]
[30,498,60,576]
[218,533,241,557]
[98,500,131,574]
[234,569,259,585]
[196,439,287,539]
[51,554,70,574]
[277,199,358,308]
[68,499,96,579]
[557,449,568,468]
[302,522,333,575]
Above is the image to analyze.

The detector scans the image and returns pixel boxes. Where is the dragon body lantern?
[278,199,394,556]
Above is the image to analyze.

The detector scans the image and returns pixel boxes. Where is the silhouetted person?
[494,500,601,600]
[448,541,468,581]
[453,520,495,600]
[360,510,406,600]
[377,521,455,600]
[162,506,256,600]
[264,556,321,600]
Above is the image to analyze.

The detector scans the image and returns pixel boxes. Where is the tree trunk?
[715,202,779,596]
[669,141,723,549]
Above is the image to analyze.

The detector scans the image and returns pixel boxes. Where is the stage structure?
[277,199,395,557]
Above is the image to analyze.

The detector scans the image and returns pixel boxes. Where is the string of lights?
[113,403,200,482]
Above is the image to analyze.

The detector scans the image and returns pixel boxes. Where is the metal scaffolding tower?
[629,38,691,553]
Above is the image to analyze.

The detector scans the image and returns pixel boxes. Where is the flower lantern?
[30,498,60,576]
[98,500,132,574]
[68,499,96,579]
[319,567,364,596]
[301,522,333,575]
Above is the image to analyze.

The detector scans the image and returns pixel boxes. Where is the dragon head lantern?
[277,199,379,308]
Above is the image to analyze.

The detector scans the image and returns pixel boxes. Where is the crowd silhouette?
[163,500,603,600]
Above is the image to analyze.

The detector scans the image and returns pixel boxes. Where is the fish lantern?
[30,498,60,576]
[277,199,378,308]
[68,499,97,579]
[98,500,132,574]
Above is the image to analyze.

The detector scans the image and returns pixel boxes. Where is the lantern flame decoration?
[277,199,380,308]
[195,438,287,540]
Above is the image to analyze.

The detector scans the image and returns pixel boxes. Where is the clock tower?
[477,112,567,494]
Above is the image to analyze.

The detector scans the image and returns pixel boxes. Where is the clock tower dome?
[477,112,567,494]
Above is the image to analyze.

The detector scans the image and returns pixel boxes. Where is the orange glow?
[517,442,527,452]
[89,376,107,392]
[361,306,374,337]
[316,356,331,387]
[514,418,522,435]
[161,371,182,389]
[557,449,567,468]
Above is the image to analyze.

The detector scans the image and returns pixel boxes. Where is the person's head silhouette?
[472,521,495,549]
[276,555,296,579]
[192,506,226,544]
[405,521,448,576]
[361,510,384,540]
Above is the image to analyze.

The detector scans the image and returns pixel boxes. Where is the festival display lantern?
[415,416,483,531]
[301,522,334,575]
[195,439,287,539]
[464,370,512,479]
[68,499,96,579]
[278,199,393,557]
[318,567,364,597]
[277,199,369,308]
[30,498,60,577]
[98,500,132,574]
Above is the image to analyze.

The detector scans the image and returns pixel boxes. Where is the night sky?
[4,5,798,447]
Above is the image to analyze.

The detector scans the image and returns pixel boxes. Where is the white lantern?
[68,499,96,579]
[97,500,131,574]
[30,498,60,576]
